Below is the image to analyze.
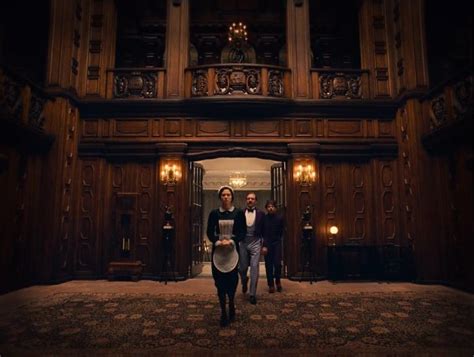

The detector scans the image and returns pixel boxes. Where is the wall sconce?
[294,163,316,185]
[161,163,181,185]
[328,225,338,246]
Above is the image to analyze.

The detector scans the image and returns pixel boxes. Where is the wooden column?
[156,143,189,278]
[165,0,189,98]
[385,0,429,96]
[359,0,394,99]
[46,0,75,89]
[82,0,117,97]
[286,144,320,278]
[286,0,311,99]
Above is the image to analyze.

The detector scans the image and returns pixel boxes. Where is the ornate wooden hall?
[0,0,472,295]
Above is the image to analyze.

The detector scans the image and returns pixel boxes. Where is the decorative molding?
[72,58,79,75]
[113,71,157,99]
[319,72,362,99]
[77,98,399,119]
[89,40,102,54]
[87,66,99,80]
[214,67,262,96]
[191,70,208,97]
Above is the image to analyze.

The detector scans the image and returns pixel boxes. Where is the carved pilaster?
[359,0,393,98]
[165,0,189,98]
[286,0,311,98]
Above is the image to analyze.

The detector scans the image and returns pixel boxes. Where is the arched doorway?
[186,149,288,278]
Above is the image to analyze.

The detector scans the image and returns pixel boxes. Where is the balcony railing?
[106,68,166,99]
[185,64,291,98]
[310,68,370,100]
[423,71,472,130]
[421,70,472,153]
[0,66,50,131]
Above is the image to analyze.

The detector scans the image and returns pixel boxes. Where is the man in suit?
[239,192,264,304]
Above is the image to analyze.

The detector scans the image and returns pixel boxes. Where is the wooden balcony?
[106,68,166,99]
[421,70,472,153]
[0,66,54,152]
[310,68,370,100]
[185,64,291,99]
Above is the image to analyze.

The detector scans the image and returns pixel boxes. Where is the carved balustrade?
[423,72,472,130]
[185,64,291,98]
[421,70,472,152]
[0,66,50,131]
[106,68,166,99]
[310,68,370,100]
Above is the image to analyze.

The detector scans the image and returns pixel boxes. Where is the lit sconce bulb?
[233,22,236,26]
[229,37,232,41]
[329,226,338,235]
[229,26,232,30]
[239,22,242,26]
[243,25,246,29]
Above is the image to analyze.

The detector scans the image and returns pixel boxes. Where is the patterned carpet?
[1,290,474,355]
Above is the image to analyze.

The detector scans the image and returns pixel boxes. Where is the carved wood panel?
[328,121,363,137]
[76,159,102,275]
[397,106,416,245]
[136,164,155,274]
[375,159,399,245]
[58,105,79,275]
[113,120,150,137]
[321,164,340,244]
[80,118,397,142]
[348,164,368,243]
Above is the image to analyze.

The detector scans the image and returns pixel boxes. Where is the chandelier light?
[229,172,247,189]
[228,22,248,43]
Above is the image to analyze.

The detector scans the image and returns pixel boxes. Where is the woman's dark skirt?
[211,262,239,297]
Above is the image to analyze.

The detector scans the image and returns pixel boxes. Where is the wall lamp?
[294,163,316,185]
[161,163,181,185]
[328,225,338,246]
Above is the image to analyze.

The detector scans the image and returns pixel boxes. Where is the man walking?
[262,200,284,293]
[239,192,264,304]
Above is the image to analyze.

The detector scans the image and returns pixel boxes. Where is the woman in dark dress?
[207,186,246,327]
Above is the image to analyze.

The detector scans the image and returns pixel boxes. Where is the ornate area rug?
[1,291,473,355]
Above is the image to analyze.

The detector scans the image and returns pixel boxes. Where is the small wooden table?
[107,261,143,281]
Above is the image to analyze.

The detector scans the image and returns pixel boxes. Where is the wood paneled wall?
[2,0,472,293]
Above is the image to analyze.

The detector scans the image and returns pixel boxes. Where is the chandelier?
[229,172,247,188]
[228,22,248,43]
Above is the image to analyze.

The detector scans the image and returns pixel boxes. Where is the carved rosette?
[319,72,362,99]
[268,70,284,97]
[113,71,157,98]
[214,67,261,95]
[430,95,447,128]
[215,68,231,95]
[191,70,208,97]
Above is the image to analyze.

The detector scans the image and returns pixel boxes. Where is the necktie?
[247,208,254,213]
